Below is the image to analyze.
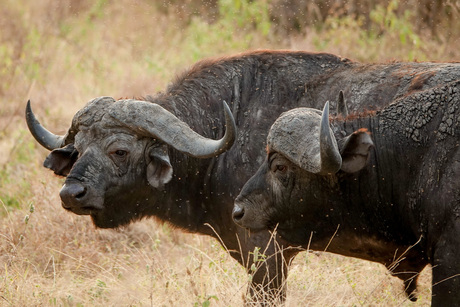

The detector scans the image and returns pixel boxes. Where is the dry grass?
[1,0,458,306]
[0,181,433,306]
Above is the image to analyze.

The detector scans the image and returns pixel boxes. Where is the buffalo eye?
[269,154,290,178]
[111,149,129,162]
[115,150,127,157]
[275,164,287,173]
[271,162,288,174]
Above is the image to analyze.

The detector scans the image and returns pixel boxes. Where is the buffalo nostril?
[68,184,86,199]
[74,187,87,199]
[232,205,245,222]
[60,182,87,205]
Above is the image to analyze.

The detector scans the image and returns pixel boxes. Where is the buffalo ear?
[43,144,79,176]
[339,129,373,173]
[146,145,173,188]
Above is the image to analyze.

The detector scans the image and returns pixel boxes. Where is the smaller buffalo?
[233,82,460,305]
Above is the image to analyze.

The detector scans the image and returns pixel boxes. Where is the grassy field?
[1,0,458,305]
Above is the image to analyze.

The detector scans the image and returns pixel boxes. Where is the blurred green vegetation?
[184,0,271,61]
[0,130,35,211]
[1,0,458,97]
[313,0,425,61]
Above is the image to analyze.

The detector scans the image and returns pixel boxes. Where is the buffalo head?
[26,97,236,228]
[232,102,373,242]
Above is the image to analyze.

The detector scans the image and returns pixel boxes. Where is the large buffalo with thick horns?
[233,82,460,305]
[27,50,460,303]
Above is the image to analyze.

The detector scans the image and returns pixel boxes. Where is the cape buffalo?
[233,82,460,305]
[27,50,460,304]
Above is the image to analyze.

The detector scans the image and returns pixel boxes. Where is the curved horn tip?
[322,101,330,123]
[221,100,237,144]
[26,100,33,119]
[25,100,65,151]
[199,100,236,158]
[221,100,232,120]
[319,101,342,174]
[339,90,344,101]
[337,91,349,118]
[222,100,230,111]
[222,100,235,123]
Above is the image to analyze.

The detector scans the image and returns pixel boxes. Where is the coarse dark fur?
[33,50,460,304]
[234,81,460,305]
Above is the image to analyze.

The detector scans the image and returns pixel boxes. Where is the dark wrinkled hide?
[235,81,460,305]
[29,50,460,304]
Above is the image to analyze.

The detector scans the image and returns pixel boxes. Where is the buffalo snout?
[232,202,245,223]
[60,181,97,215]
[232,195,267,231]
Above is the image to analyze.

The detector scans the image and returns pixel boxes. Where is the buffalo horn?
[109,100,236,158]
[319,101,342,174]
[336,90,348,117]
[26,100,65,150]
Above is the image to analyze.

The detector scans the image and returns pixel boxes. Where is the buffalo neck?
[326,82,460,254]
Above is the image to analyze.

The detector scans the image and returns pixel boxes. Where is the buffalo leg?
[431,220,460,306]
[390,256,427,301]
